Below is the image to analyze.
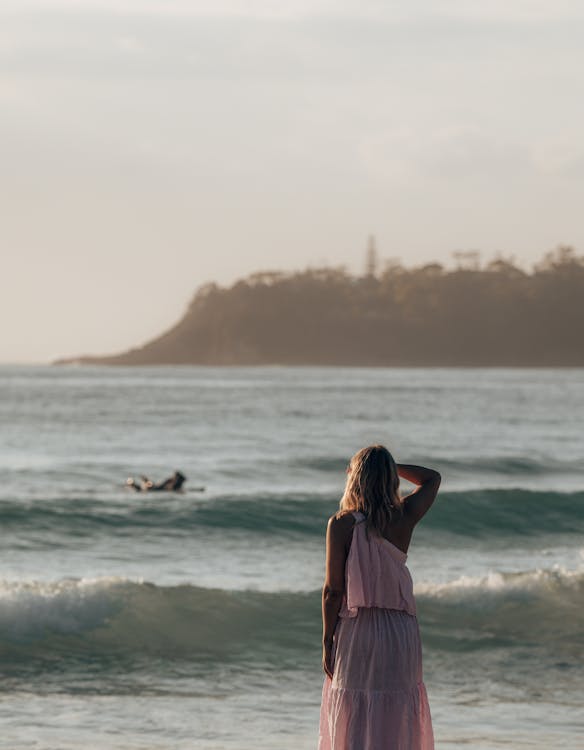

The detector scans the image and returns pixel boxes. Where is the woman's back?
[340,511,416,619]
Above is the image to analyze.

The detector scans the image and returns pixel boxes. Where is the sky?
[2,0,584,362]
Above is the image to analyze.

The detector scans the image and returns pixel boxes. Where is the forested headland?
[58,246,584,366]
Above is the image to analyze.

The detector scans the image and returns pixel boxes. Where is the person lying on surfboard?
[126,470,186,492]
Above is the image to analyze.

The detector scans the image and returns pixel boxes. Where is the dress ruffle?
[320,678,433,750]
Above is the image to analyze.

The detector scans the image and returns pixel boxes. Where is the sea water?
[0,366,582,749]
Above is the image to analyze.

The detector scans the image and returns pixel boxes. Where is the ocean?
[0,366,583,749]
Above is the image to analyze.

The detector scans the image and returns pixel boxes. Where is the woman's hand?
[397,464,441,525]
[322,638,334,679]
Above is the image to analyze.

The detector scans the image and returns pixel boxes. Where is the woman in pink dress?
[319,445,441,750]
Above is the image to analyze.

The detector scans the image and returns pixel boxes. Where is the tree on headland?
[56,247,584,367]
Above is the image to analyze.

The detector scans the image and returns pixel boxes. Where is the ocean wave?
[416,567,584,651]
[415,488,584,537]
[0,577,318,669]
[290,455,349,472]
[1,567,582,668]
[292,454,584,478]
[1,489,583,540]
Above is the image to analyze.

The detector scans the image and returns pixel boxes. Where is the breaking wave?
[1,566,582,668]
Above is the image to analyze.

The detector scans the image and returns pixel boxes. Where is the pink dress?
[319,512,434,750]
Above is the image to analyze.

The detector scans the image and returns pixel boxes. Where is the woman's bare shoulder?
[327,510,357,538]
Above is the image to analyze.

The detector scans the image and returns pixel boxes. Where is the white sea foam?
[0,577,135,638]
[415,565,584,600]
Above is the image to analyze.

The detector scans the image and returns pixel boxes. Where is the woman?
[319,445,441,750]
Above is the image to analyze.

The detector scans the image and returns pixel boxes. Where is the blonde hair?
[340,445,402,534]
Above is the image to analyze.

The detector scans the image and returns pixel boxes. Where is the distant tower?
[365,235,378,278]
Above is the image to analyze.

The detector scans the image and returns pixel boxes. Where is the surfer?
[126,470,186,492]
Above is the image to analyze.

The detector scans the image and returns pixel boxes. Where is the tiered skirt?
[319,607,434,750]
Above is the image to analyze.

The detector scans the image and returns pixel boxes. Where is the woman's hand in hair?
[397,464,441,485]
[397,464,441,525]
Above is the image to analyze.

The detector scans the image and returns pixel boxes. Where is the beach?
[0,365,583,749]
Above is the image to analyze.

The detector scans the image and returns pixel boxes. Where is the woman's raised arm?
[398,463,441,526]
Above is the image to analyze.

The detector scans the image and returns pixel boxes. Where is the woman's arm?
[322,512,355,678]
[397,463,441,526]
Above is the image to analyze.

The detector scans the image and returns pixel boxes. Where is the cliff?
[56,247,584,366]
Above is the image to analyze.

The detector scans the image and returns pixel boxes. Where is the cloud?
[532,144,584,179]
[419,129,533,179]
[115,35,144,54]
[3,0,584,24]
[1,0,357,20]
[438,0,584,23]
[358,127,535,183]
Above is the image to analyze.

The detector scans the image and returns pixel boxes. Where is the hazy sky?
[2,0,584,362]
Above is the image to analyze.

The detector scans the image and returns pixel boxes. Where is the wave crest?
[1,566,582,667]
[1,489,582,539]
